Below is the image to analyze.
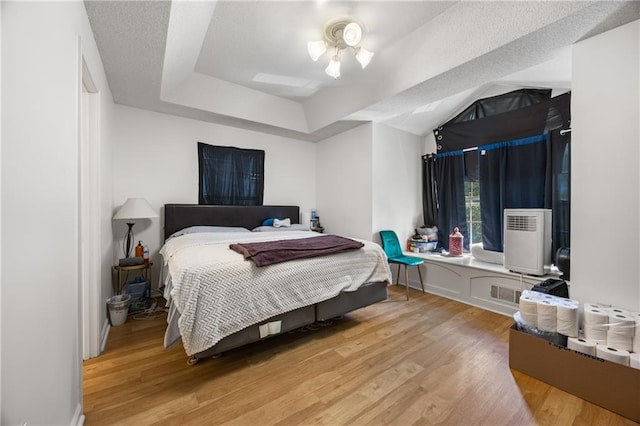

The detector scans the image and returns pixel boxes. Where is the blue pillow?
[262,218,277,226]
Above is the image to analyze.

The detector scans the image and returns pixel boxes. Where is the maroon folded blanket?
[229,235,364,267]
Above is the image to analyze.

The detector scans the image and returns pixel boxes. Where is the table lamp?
[113,197,158,259]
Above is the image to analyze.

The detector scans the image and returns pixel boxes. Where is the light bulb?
[325,56,341,79]
[343,22,362,47]
[307,40,326,61]
[355,47,374,69]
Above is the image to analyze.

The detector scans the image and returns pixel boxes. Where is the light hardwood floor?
[83,286,638,425]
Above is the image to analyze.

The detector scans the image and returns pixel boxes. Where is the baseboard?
[100,318,110,354]
[71,402,85,425]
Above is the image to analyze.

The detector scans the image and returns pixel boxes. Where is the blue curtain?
[549,129,571,255]
[434,151,468,250]
[422,155,438,227]
[478,134,547,252]
[198,143,265,205]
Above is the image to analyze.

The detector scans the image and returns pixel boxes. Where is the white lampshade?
[355,47,374,69]
[325,56,341,79]
[307,40,327,61]
[113,197,158,220]
[343,22,362,47]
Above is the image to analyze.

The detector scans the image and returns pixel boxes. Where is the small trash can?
[107,294,132,326]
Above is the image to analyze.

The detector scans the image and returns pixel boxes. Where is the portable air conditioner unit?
[504,209,552,275]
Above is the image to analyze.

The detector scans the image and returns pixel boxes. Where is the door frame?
[80,56,101,360]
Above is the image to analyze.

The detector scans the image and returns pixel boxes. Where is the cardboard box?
[509,324,640,422]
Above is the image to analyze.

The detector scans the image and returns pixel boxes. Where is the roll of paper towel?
[301,212,312,229]
[536,300,557,333]
[606,313,635,351]
[583,307,609,344]
[557,301,579,337]
[567,337,597,356]
[596,345,630,366]
[519,295,538,328]
[630,353,640,370]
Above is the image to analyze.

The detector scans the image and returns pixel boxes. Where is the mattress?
[160,230,392,356]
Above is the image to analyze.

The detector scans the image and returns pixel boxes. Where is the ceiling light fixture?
[307,18,374,79]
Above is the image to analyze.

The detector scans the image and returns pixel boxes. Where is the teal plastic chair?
[379,230,425,300]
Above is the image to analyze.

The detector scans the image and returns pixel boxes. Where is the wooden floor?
[83,287,638,426]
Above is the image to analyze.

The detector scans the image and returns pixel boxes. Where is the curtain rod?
[560,128,571,136]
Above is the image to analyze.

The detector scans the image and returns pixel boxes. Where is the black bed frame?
[164,204,300,239]
[163,204,388,361]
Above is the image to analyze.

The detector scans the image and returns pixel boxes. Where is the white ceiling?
[84,1,640,142]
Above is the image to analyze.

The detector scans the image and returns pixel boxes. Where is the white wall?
[372,124,423,245]
[316,123,373,240]
[424,131,437,154]
[571,20,640,311]
[0,2,3,418]
[2,2,114,424]
[111,105,317,273]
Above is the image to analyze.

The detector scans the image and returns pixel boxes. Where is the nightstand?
[113,262,152,296]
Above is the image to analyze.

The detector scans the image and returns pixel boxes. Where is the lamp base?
[123,222,135,258]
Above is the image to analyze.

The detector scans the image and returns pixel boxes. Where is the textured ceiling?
[84,1,640,142]
[195,1,454,100]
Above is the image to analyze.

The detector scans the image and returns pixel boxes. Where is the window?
[465,180,482,246]
[424,91,571,254]
[198,143,265,205]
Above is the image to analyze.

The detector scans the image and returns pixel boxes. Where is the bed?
[160,204,391,363]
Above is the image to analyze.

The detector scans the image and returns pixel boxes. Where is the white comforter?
[160,231,392,356]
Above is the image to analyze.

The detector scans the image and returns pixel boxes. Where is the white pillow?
[170,226,251,238]
[273,218,291,228]
[252,223,310,232]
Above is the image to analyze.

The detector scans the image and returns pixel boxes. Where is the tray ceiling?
[84,1,640,141]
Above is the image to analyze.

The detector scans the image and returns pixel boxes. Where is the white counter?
[398,251,563,316]
[404,251,561,276]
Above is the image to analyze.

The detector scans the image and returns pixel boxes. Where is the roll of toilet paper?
[608,313,636,336]
[583,307,609,344]
[521,290,540,300]
[596,345,630,366]
[583,328,607,345]
[556,301,579,337]
[584,307,609,326]
[605,313,635,351]
[536,300,557,333]
[606,335,633,352]
[607,307,632,316]
[519,295,538,328]
[567,337,597,356]
[630,353,640,370]
[584,302,608,310]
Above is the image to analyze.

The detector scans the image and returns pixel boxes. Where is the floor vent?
[491,285,521,304]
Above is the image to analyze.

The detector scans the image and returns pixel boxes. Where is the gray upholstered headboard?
[164,204,300,240]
